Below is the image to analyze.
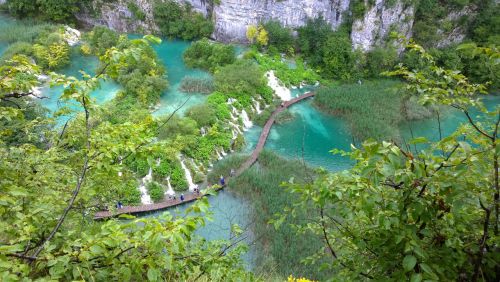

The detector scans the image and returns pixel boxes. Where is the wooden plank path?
[94,92,315,219]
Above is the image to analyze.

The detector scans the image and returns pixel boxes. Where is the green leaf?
[403,255,417,272]
[409,137,428,144]
[410,273,422,282]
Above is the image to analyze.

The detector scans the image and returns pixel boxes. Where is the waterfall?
[252,98,263,114]
[180,157,197,192]
[241,109,253,130]
[138,167,153,204]
[165,176,175,196]
[118,158,123,177]
[266,70,291,101]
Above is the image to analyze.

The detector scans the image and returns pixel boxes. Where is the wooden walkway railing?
[94,92,315,219]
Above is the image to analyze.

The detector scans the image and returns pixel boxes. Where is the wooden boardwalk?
[94,92,315,219]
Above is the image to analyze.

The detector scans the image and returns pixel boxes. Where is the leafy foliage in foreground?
[0,39,254,281]
[284,44,500,281]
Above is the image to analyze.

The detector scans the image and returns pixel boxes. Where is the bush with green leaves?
[183,38,235,72]
[186,104,218,128]
[105,36,168,105]
[147,181,165,202]
[82,26,120,56]
[157,116,198,140]
[214,60,267,97]
[153,0,213,40]
[365,46,398,78]
[120,179,141,205]
[169,161,188,191]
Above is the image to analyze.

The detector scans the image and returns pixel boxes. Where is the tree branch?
[32,96,92,259]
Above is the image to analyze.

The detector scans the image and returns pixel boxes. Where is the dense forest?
[0,0,499,281]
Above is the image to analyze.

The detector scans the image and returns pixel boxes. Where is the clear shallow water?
[144,190,256,266]
[39,54,120,116]
[133,37,211,117]
[401,95,499,142]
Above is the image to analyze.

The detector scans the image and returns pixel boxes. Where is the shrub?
[105,37,168,105]
[157,116,198,140]
[32,42,70,70]
[170,161,188,191]
[0,42,33,61]
[365,47,398,78]
[120,180,141,205]
[183,38,235,72]
[83,26,120,55]
[186,104,217,127]
[147,181,165,202]
[214,60,266,97]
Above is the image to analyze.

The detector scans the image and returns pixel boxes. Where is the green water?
[401,95,499,142]
[131,36,211,117]
[39,54,120,115]
[145,190,256,266]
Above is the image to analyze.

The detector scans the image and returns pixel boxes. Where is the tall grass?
[179,76,214,94]
[208,151,332,280]
[0,17,59,43]
[314,79,433,141]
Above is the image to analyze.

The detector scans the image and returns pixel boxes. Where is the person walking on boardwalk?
[180,194,184,201]
[220,175,225,186]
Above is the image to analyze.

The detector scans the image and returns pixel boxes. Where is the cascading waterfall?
[252,98,263,114]
[165,176,175,196]
[266,70,292,101]
[138,168,153,204]
[180,157,197,191]
[241,109,253,129]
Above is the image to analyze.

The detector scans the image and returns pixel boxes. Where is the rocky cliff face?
[351,0,414,51]
[76,0,468,50]
[211,0,350,42]
[76,0,158,33]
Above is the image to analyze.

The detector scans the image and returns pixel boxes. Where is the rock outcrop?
[211,0,350,42]
[76,0,472,50]
[351,0,414,51]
